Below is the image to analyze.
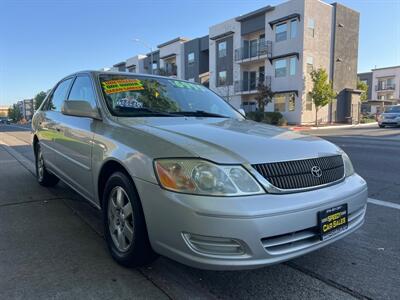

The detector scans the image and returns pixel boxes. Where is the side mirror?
[61,100,101,120]
[238,108,246,116]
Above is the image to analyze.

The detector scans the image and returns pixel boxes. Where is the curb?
[290,122,378,131]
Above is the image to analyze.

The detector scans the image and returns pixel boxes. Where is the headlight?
[154,159,264,196]
[342,152,354,177]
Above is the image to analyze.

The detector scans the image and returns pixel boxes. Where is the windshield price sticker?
[102,79,144,94]
[171,80,207,91]
[115,97,143,109]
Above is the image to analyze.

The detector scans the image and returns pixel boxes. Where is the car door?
[37,77,74,171]
[53,74,99,201]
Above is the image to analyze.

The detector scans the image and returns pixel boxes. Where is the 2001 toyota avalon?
[31,71,368,270]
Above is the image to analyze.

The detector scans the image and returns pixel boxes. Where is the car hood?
[116,117,342,164]
[382,113,400,117]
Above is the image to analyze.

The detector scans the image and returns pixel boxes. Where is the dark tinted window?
[49,78,73,111]
[68,76,96,107]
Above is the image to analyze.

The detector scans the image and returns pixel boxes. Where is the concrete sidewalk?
[0,143,169,299]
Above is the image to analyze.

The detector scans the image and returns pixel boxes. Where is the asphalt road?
[0,123,399,299]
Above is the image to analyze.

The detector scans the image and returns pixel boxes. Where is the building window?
[308,19,315,37]
[218,41,227,58]
[306,93,313,111]
[306,56,313,73]
[218,70,227,86]
[188,52,195,64]
[127,66,136,73]
[289,57,296,76]
[275,23,287,42]
[152,63,157,70]
[274,94,286,112]
[290,19,297,39]
[288,93,296,111]
[275,59,287,77]
[188,78,195,82]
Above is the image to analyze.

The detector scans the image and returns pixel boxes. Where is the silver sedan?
[32,71,368,270]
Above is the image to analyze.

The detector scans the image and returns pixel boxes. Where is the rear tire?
[103,171,158,267]
[35,142,59,187]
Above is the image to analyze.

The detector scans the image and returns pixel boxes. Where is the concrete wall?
[301,0,333,124]
[331,3,360,123]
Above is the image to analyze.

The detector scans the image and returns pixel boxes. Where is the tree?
[309,68,336,126]
[8,104,22,122]
[34,91,47,110]
[357,80,368,102]
[254,81,274,113]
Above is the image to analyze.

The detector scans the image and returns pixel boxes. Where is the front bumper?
[379,118,400,126]
[135,174,368,270]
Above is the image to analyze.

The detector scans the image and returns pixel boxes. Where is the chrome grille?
[252,155,344,190]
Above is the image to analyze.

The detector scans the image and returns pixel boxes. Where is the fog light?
[182,232,246,256]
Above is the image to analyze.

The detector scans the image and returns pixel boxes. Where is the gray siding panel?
[200,35,209,51]
[216,36,233,86]
[358,72,372,100]
[184,38,200,81]
[331,3,360,122]
[241,14,266,36]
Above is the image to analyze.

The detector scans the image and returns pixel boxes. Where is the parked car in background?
[31,71,368,270]
[378,105,400,128]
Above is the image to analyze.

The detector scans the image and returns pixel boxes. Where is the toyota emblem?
[311,166,322,178]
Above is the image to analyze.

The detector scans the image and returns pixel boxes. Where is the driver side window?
[48,78,73,112]
[68,75,97,108]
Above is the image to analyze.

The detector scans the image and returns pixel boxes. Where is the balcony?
[234,75,271,94]
[235,40,272,63]
[375,83,395,91]
[158,64,177,77]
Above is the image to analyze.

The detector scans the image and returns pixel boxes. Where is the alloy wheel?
[108,186,134,252]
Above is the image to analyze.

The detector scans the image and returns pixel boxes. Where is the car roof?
[62,70,192,82]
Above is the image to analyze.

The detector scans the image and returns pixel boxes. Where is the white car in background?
[378,105,400,128]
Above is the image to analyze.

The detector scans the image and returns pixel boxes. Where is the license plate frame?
[318,204,348,240]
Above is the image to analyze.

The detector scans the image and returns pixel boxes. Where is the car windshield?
[99,74,242,118]
[385,106,400,113]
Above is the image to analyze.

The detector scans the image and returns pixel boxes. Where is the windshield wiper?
[115,107,181,117]
[173,110,229,118]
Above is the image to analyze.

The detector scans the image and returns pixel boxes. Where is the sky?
[0,0,399,106]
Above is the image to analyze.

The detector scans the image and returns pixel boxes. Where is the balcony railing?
[375,83,395,91]
[234,75,271,93]
[157,64,177,77]
[235,40,272,61]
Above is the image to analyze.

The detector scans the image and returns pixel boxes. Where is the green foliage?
[34,91,47,110]
[357,80,368,102]
[254,82,274,112]
[8,104,22,122]
[137,80,178,112]
[247,111,283,125]
[309,68,336,125]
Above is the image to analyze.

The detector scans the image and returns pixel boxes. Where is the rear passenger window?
[49,78,73,112]
[68,76,97,108]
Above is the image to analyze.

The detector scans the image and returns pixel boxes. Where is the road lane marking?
[368,198,400,210]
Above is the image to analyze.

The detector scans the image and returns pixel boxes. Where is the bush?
[246,111,284,125]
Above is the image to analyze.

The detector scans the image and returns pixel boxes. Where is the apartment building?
[209,0,360,124]
[109,0,360,125]
[183,35,210,86]
[358,66,400,114]
[17,99,35,121]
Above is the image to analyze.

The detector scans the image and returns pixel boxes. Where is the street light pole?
[133,38,154,75]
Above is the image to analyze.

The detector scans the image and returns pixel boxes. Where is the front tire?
[35,143,59,187]
[103,172,157,267]
[379,124,385,128]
